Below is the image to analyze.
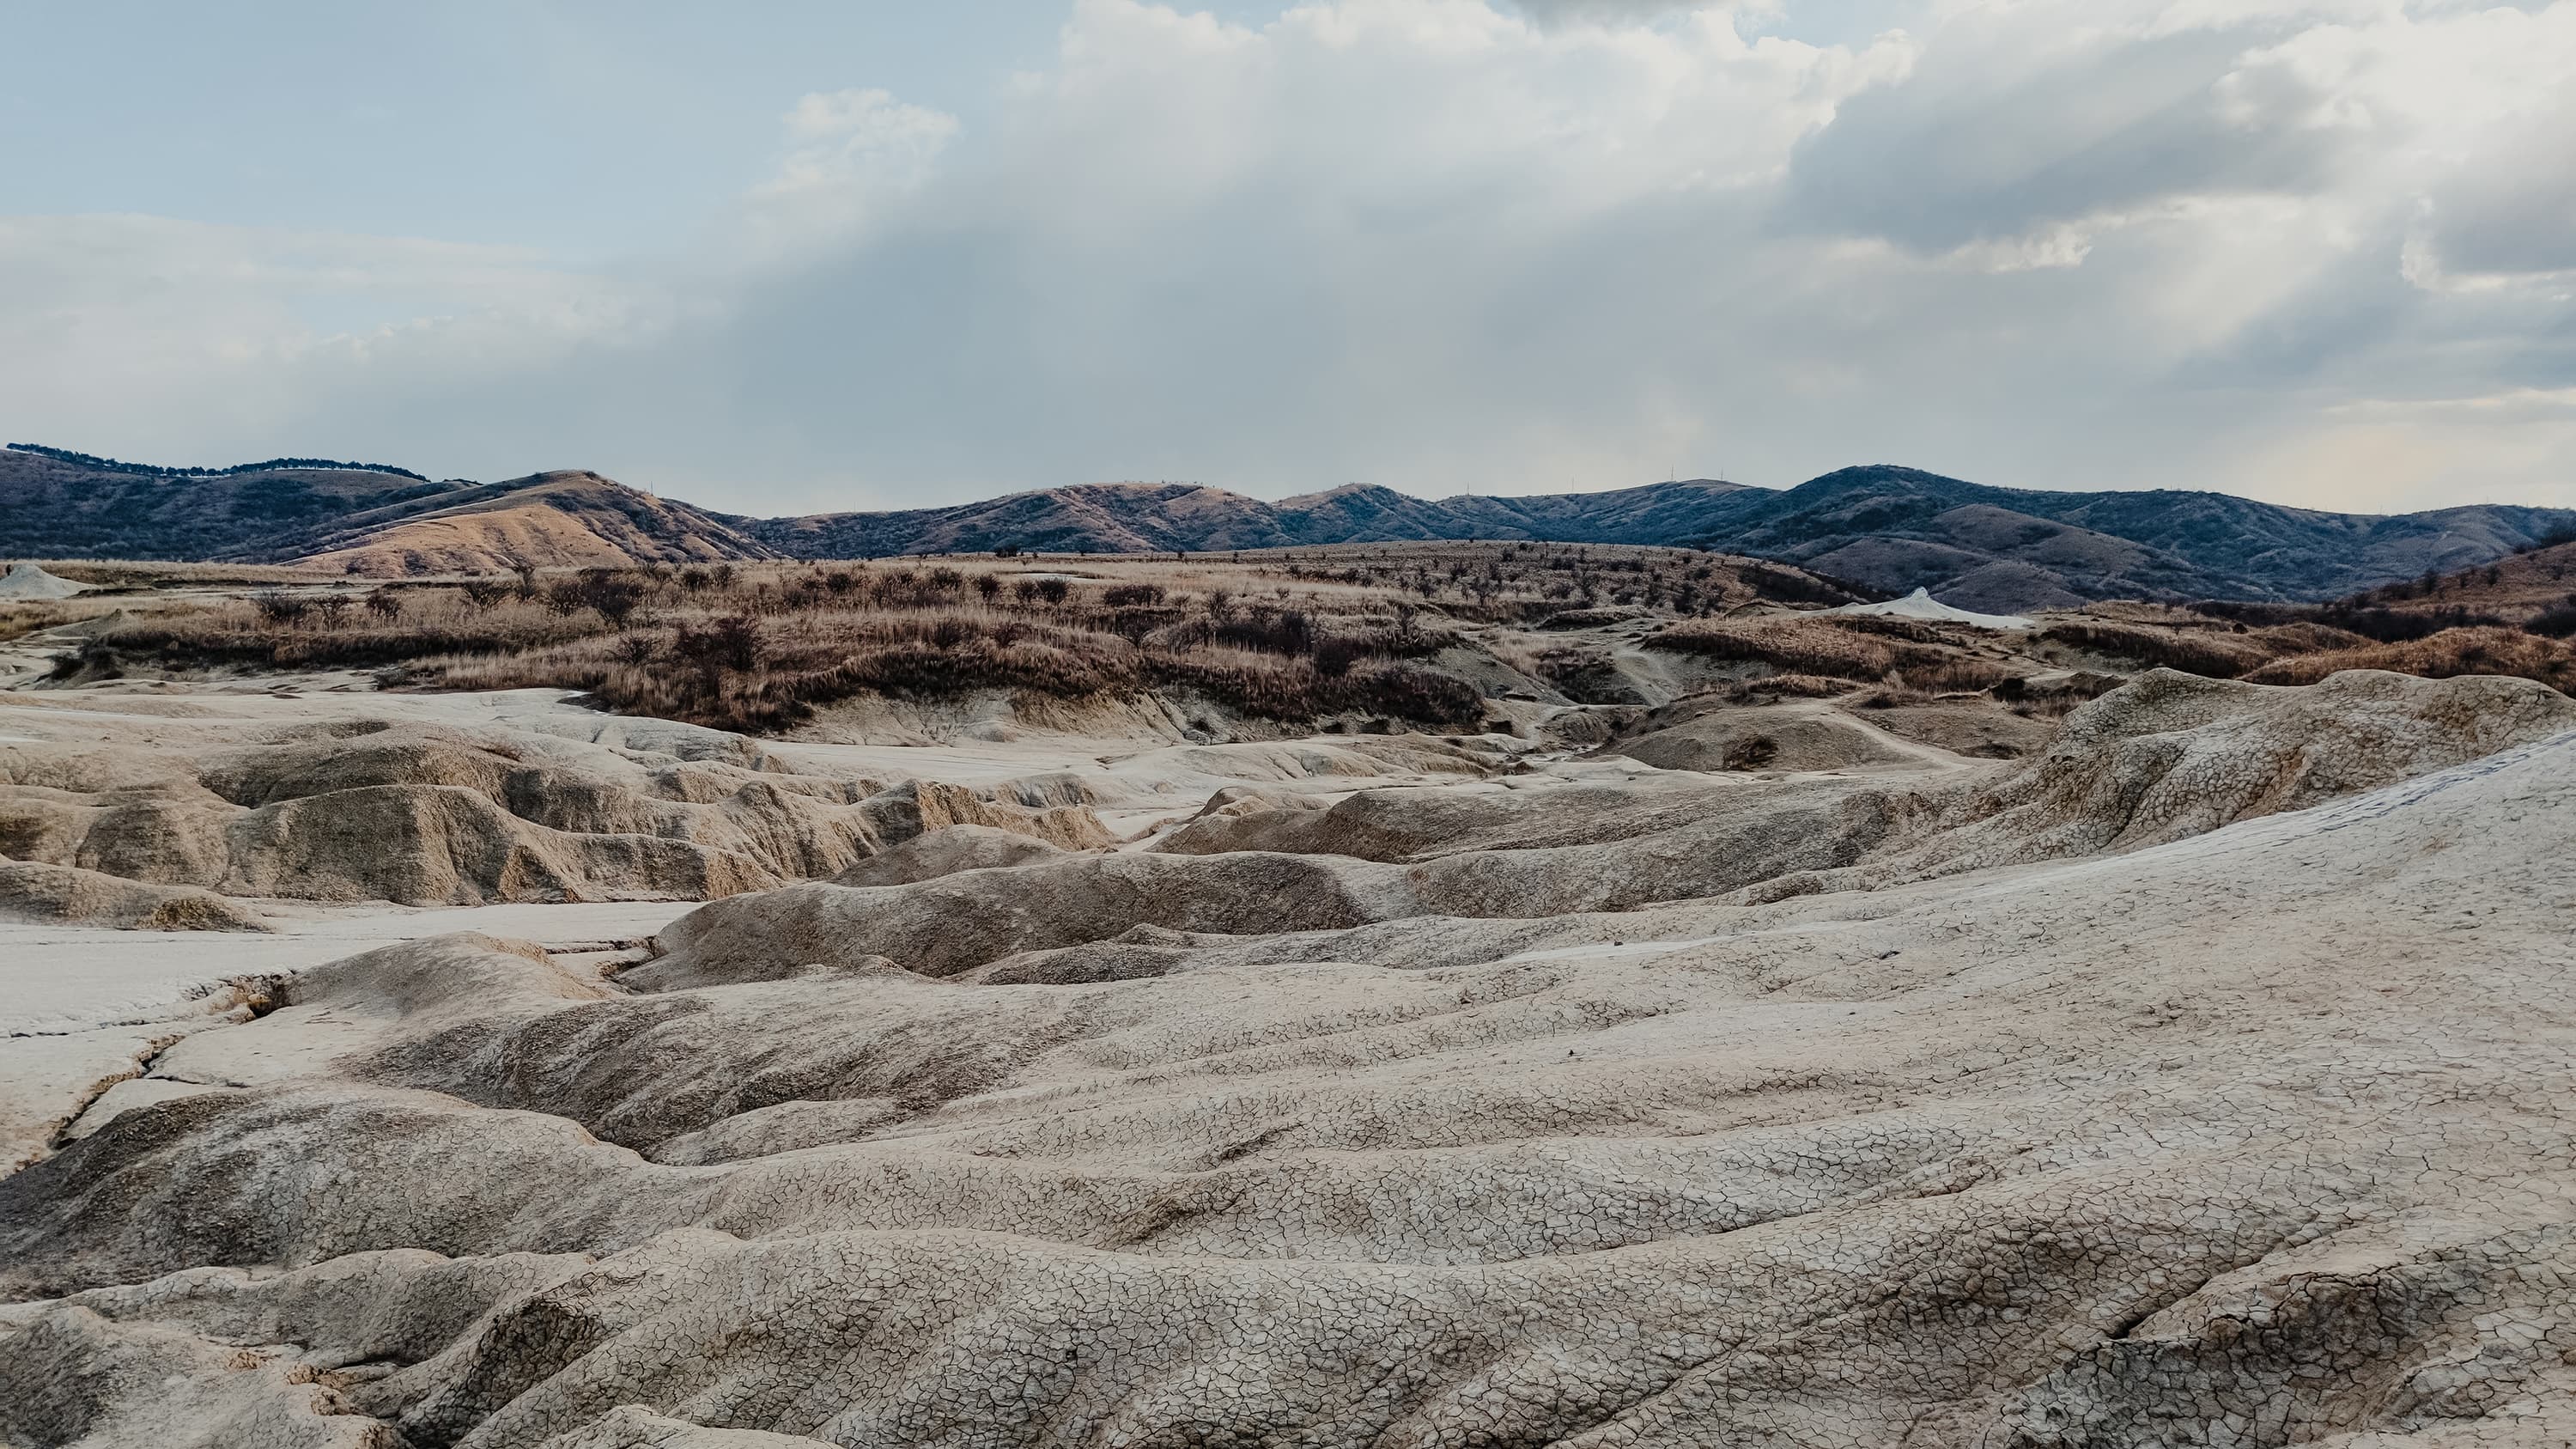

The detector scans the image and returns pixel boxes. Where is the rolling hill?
[7,445,2571,609]
[0,446,476,560]
[289,472,780,574]
[2333,536,2576,625]
[740,479,1759,557]
[1675,466,2576,611]
[746,466,2576,609]
[0,448,776,575]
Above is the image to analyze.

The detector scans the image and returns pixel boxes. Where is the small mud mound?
[1154,783,1493,860]
[0,563,87,600]
[0,860,267,931]
[830,824,1072,886]
[637,853,1412,987]
[1826,585,2030,630]
[1603,699,1922,774]
[1846,695,2057,759]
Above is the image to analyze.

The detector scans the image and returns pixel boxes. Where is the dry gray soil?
[7,664,2576,1446]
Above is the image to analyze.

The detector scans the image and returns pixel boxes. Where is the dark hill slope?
[0,448,775,573]
[0,447,473,560]
[744,479,1765,557]
[744,484,1300,557]
[1658,466,2576,608]
[1264,481,1759,545]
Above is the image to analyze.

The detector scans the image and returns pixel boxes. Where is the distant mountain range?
[7,444,2571,611]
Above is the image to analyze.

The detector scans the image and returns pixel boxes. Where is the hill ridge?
[5,447,2571,610]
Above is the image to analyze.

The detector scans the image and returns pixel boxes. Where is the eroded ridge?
[0,708,1110,914]
[6,670,2576,1446]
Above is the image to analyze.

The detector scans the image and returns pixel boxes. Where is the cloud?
[0,215,660,469]
[2,0,2570,515]
[746,88,962,253]
[1498,0,1759,26]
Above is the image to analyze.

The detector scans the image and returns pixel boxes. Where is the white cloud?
[0,215,659,467]
[746,88,961,253]
[2,0,2569,514]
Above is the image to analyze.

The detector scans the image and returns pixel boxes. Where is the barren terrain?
[5,554,2576,1446]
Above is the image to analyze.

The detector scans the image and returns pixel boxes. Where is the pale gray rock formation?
[0,858,268,930]
[1,1306,392,1447]
[636,773,1917,985]
[6,668,2576,1446]
[1742,666,2576,901]
[0,719,1108,908]
[828,823,1071,886]
[647,670,2576,986]
[538,1407,837,1447]
[1606,702,1921,773]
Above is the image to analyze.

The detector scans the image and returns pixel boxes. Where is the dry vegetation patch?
[1651,616,2012,691]
[35,543,2576,737]
[0,600,125,645]
[73,562,1499,732]
[48,546,1874,734]
[2032,619,2284,679]
[2240,626,2576,688]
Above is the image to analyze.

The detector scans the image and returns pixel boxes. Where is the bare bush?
[250,592,312,626]
[1722,734,1780,770]
[673,615,763,673]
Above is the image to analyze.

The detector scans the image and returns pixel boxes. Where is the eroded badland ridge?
[4,509,2576,1443]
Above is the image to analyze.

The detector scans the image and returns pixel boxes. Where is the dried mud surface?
[6,668,2576,1447]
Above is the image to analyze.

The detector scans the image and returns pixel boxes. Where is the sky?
[3,0,2571,516]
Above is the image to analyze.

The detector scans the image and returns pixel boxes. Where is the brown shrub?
[1890,657,2013,693]
[1722,734,1780,770]
[1719,673,1853,703]
[92,593,603,670]
[1850,686,1929,710]
[1817,613,1969,646]
[1529,642,1612,685]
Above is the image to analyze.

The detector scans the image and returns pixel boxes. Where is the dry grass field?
[28,547,1860,732]
[15,540,2576,735]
